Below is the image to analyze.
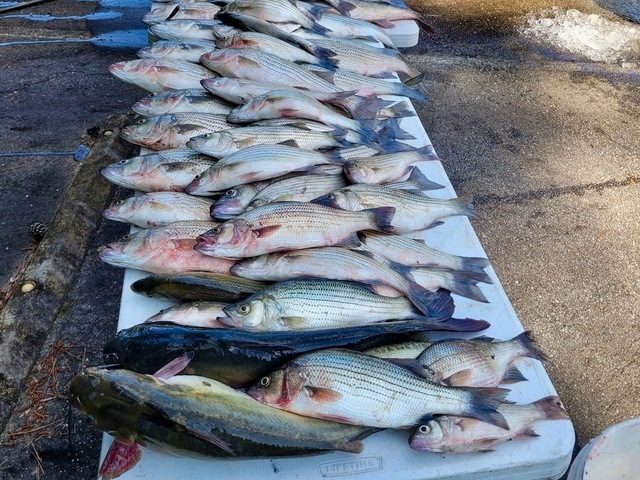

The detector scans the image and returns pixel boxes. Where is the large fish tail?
[516,331,550,363]
[449,197,479,220]
[365,206,396,234]
[444,270,490,303]
[388,167,445,193]
[372,117,416,144]
[342,95,395,120]
[534,396,569,421]
[462,387,511,429]
[418,289,455,321]
[458,255,492,277]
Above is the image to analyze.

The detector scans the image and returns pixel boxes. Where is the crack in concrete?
[474,176,638,206]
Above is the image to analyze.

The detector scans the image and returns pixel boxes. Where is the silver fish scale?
[418,341,495,379]
[222,127,342,150]
[317,14,394,46]
[139,41,217,62]
[226,0,314,28]
[262,279,417,321]
[218,144,330,167]
[249,175,346,207]
[224,32,319,65]
[351,151,424,169]
[140,150,217,167]
[290,350,472,425]
[170,113,235,131]
[159,220,219,238]
[237,201,374,230]
[309,39,405,69]
[329,70,408,96]
[151,60,218,80]
[342,184,456,208]
[137,91,233,116]
[225,50,338,92]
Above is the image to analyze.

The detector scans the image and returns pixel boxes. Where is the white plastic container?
[567,418,640,480]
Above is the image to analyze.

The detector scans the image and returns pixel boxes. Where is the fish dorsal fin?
[305,385,342,403]
[350,248,375,259]
[252,225,281,238]
[278,139,300,147]
[410,238,426,244]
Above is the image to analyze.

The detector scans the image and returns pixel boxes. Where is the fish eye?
[260,376,270,387]
[136,119,146,125]
[204,133,211,138]
[326,193,335,199]
[224,189,236,197]
[211,226,221,234]
[119,159,127,164]
[114,200,124,205]
[419,425,430,434]
[238,304,250,314]
[122,234,131,241]
[193,174,200,180]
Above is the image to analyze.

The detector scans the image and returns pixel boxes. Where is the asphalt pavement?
[0,0,638,478]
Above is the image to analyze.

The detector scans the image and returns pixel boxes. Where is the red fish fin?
[305,386,342,403]
[342,440,365,454]
[516,427,540,439]
[444,368,475,386]
[252,225,281,238]
[188,426,236,456]
[99,439,142,480]
[153,351,193,379]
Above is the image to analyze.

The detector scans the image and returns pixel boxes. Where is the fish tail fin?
[400,278,446,317]
[534,395,569,421]
[445,271,490,303]
[333,0,356,14]
[374,138,416,154]
[403,72,425,87]
[416,17,436,37]
[343,95,395,120]
[501,365,528,384]
[366,206,396,233]
[420,289,455,321]
[515,331,550,363]
[309,19,332,36]
[464,387,511,429]
[415,144,441,161]
[458,255,492,277]
[436,317,491,332]
[450,197,479,219]
[373,117,416,143]
[392,167,445,192]
[384,100,416,119]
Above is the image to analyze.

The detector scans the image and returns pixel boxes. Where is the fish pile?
[71,0,570,477]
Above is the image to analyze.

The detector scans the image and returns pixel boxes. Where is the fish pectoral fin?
[162,162,195,172]
[500,366,528,384]
[385,358,428,378]
[99,439,142,480]
[332,232,361,248]
[252,225,281,238]
[342,440,365,454]
[305,386,342,403]
[279,316,307,327]
[153,351,194,379]
[187,425,236,456]
[516,428,539,439]
[454,417,479,432]
[277,139,301,147]
[443,369,474,386]
[373,19,396,29]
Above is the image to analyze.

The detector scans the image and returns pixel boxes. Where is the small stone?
[29,222,47,242]
[21,281,35,293]
[103,130,113,136]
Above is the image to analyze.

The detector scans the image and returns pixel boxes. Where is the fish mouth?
[216,315,238,328]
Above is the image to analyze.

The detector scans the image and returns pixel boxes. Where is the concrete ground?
[0,0,638,478]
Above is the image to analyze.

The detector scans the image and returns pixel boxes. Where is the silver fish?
[187,126,349,158]
[138,40,217,63]
[313,185,477,233]
[247,348,509,429]
[194,201,395,258]
[102,192,214,228]
[343,145,440,185]
[410,396,569,453]
[245,174,347,210]
[416,332,548,387]
[120,113,235,150]
[146,301,230,327]
[358,231,492,280]
[315,13,395,48]
[220,279,454,331]
[149,19,225,41]
[142,2,221,24]
[98,221,235,275]
[132,89,234,117]
[210,180,276,220]
[220,0,329,35]
[108,59,217,93]
[184,144,343,195]
[231,246,443,316]
[100,149,217,192]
